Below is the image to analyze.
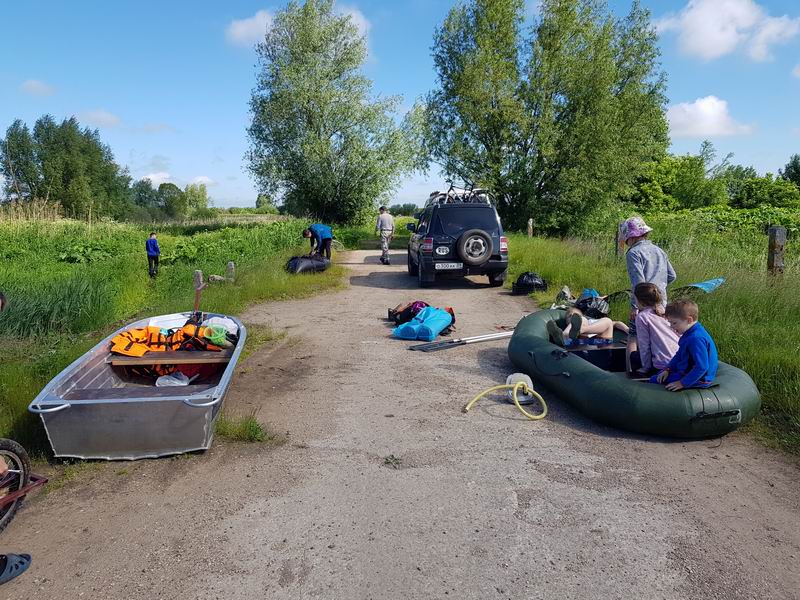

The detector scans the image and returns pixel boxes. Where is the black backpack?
[512,272,548,295]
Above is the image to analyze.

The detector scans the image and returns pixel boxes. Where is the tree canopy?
[246,0,420,224]
[1,116,132,219]
[425,0,668,233]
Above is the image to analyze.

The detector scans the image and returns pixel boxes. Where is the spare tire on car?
[456,229,493,266]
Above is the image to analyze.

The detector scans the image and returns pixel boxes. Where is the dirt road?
[5,250,799,599]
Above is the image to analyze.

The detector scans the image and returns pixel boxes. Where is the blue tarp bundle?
[393,306,453,342]
[687,277,725,293]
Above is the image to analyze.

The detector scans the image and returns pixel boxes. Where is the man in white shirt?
[375,206,395,265]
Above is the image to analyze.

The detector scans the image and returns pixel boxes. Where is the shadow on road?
[336,251,407,266]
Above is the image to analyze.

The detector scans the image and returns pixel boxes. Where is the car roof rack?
[424,187,493,208]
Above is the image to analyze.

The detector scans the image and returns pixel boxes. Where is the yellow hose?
[463,382,548,421]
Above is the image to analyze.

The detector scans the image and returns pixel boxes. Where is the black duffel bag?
[512,272,548,295]
[286,255,331,274]
[575,294,610,319]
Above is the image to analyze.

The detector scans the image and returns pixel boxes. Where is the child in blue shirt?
[651,299,718,391]
[145,232,160,278]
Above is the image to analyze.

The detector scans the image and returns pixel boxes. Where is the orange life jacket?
[110,326,170,357]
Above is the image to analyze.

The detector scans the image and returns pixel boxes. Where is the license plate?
[435,262,463,270]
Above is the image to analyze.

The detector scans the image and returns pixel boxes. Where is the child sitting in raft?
[630,283,679,376]
[546,307,628,347]
[651,299,718,391]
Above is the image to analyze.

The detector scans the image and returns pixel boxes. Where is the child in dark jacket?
[651,299,718,391]
[145,232,160,278]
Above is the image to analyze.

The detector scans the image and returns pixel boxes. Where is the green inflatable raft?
[508,309,761,438]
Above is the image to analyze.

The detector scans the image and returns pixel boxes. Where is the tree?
[732,175,800,209]
[255,193,274,209]
[158,183,187,218]
[0,120,39,200]
[246,0,419,224]
[184,183,210,213]
[131,178,161,209]
[779,154,800,187]
[388,203,419,216]
[717,163,757,201]
[0,115,132,219]
[425,0,668,233]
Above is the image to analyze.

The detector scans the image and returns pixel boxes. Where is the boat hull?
[508,309,760,438]
[29,312,247,460]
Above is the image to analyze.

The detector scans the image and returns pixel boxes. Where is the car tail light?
[422,237,434,253]
[500,236,508,253]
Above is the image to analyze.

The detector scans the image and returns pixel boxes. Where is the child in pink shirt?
[632,283,679,375]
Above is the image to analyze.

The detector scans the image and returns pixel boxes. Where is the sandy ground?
[3,250,799,600]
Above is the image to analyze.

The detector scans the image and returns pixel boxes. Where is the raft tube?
[508,309,761,438]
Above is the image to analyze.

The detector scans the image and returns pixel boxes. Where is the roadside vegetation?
[507,210,799,453]
[0,218,343,454]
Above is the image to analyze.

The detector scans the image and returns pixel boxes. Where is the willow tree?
[426,0,668,233]
[247,0,418,224]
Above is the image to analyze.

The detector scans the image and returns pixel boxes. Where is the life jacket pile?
[110,323,225,378]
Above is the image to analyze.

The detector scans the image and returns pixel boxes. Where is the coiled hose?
[463,381,548,421]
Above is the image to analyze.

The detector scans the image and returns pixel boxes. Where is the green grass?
[0,217,344,455]
[506,228,800,453]
[215,411,276,443]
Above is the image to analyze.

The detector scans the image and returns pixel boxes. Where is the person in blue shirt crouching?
[145,232,160,278]
[303,223,334,260]
[651,299,718,391]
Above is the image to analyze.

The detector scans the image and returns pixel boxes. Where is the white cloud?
[191,175,216,186]
[142,172,172,187]
[20,79,55,96]
[79,109,121,128]
[667,96,753,138]
[792,64,800,78]
[226,10,273,46]
[657,0,800,62]
[336,5,371,38]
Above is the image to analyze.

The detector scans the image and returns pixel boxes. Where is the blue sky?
[1,0,799,207]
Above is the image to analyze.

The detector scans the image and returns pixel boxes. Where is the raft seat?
[107,350,233,366]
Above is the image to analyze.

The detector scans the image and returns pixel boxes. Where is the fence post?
[527,218,533,238]
[193,270,207,314]
[614,224,620,258]
[768,226,786,275]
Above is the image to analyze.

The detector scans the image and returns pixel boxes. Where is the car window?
[434,209,501,236]
[417,210,432,234]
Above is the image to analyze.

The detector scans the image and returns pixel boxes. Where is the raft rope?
[463,382,548,421]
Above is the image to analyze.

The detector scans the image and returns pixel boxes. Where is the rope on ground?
[463,382,548,421]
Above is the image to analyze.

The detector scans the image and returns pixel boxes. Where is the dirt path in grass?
[4,250,799,600]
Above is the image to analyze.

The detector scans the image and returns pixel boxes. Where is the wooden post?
[193,270,207,314]
[226,261,235,281]
[614,225,620,258]
[527,218,533,238]
[768,226,786,275]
